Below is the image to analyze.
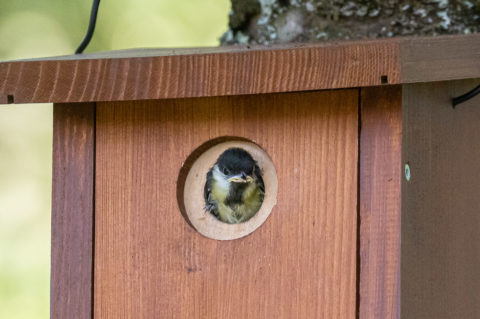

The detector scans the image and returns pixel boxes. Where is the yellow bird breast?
[210,180,263,224]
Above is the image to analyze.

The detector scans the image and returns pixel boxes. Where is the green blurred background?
[0,1,229,317]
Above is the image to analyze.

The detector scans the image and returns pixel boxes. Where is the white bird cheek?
[212,167,230,192]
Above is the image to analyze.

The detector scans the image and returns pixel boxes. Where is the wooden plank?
[51,103,95,319]
[401,36,480,83]
[359,86,402,319]
[0,38,400,104]
[2,34,479,105]
[402,79,480,319]
[94,90,358,318]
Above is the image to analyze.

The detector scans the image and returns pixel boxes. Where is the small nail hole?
[7,95,14,104]
[381,75,388,84]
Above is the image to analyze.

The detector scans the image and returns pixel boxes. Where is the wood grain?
[358,86,402,319]
[3,34,478,105]
[95,90,359,318]
[51,103,95,319]
[1,38,401,104]
[401,35,480,83]
[402,79,480,319]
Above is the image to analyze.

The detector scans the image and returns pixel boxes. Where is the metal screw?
[405,163,411,181]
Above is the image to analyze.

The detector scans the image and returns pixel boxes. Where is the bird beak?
[228,174,254,183]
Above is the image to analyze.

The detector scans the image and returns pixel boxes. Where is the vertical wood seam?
[91,103,96,319]
[356,87,362,319]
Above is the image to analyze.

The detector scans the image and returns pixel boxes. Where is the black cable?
[75,0,101,54]
[452,84,480,108]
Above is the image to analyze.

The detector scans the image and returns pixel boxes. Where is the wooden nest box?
[1,34,480,319]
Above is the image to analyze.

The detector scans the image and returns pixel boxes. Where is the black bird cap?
[215,148,257,176]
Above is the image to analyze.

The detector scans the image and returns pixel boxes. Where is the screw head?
[405,163,411,181]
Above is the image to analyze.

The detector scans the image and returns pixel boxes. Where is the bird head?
[214,148,257,184]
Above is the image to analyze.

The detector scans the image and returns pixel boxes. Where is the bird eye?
[222,167,230,175]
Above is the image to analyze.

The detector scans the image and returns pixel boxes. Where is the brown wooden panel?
[95,90,358,318]
[402,79,480,319]
[359,86,402,319]
[51,103,95,319]
[1,37,400,104]
[401,36,480,83]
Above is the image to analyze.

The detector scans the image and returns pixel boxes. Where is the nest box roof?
[0,34,479,104]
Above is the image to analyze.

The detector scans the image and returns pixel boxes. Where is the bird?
[204,148,265,224]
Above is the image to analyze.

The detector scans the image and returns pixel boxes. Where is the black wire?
[75,0,101,54]
[452,84,480,108]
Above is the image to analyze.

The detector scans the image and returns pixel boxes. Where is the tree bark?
[221,0,480,45]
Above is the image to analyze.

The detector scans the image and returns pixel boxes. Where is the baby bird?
[204,148,265,224]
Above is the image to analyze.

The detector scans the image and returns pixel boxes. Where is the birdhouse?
[1,34,479,319]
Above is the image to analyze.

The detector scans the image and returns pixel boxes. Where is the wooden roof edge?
[0,34,478,104]
[2,37,402,62]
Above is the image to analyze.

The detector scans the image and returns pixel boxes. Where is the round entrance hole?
[182,140,278,240]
